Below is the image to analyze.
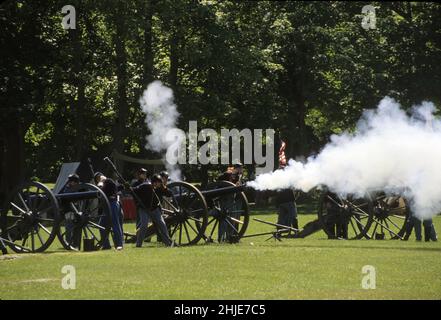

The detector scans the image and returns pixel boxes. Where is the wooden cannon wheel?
[367,192,409,240]
[318,191,374,240]
[162,181,209,246]
[57,183,112,250]
[202,181,250,243]
[1,181,61,253]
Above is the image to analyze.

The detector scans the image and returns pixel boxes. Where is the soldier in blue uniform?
[99,176,124,250]
[216,164,245,242]
[60,174,81,249]
[405,208,438,242]
[132,174,174,247]
[131,168,151,243]
[275,188,298,235]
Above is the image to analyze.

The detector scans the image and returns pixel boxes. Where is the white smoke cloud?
[248,96,441,220]
[139,80,182,180]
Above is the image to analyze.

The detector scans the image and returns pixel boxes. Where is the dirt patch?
[21,278,58,283]
[0,255,24,261]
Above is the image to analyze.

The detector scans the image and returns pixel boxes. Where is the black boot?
[424,228,431,242]
[292,218,299,231]
[430,225,438,242]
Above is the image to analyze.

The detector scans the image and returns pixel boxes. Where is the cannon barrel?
[169,184,246,201]
[55,190,101,202]
[200,184,246,199]
[26,190,101,202]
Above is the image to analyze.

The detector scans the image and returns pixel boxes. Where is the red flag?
[278,140,287,168]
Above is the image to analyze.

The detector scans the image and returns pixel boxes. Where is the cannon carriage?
[1,180,112,253]
[317,191,409,240]
[242,187,410,241]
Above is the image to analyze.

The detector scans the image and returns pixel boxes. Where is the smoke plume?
[139,80,182,180]
[248,97,441,219]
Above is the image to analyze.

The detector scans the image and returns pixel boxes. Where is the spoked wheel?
[0,214,9,254]
[368,193,409,240]
[203,181,250,243]
[57,183,112,250]
[318,191,373,240]
[162,181,208,246]
[1,181,60,253]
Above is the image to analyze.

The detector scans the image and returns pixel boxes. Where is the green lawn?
[1,211,441,300]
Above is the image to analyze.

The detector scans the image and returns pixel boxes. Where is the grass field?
[1,208,441,300]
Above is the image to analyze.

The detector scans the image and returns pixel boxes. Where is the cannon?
[163,180,249,245]
[198,180,249,243]
[123,180,250,246]
[1,180,112,253]
[317,190,409,240]
[317,191,375,240]
[368,192,409,240]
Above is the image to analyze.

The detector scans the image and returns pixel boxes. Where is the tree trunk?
[71,24,86,161]
[76,83,86,160]
[132,0,156,156]
[112,2,129,172]
[69,6,86,161]
[282,70,308,160]
[143,0,155,85]
[169,31,179,90]
[0,122,25,207]
[291,88,308,158]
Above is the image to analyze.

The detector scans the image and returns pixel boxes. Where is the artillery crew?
[62,173,81,192]
[132,173,174,247]
[217,162,243,185]
[159,170,169,185]
[131,168,152,243]
[216,163,244,242]
[404,206,438,242]
[272,163,298,235]
[132,168,148,188]
[60,173,81,249]
[275,188,298,234]
[96,174,124,250]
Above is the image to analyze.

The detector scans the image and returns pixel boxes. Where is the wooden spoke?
[386,216,402,231]
[88,221,107,231]
[183,222,191,243]
[11,202,27,214]
[327,195,343,207]
[209,219,219,239]
[86,226,99,241]
[31,230,35,251]
[225,218,240,235]
[35,229,45,246]
[38,223,52,235]
[18,193,30,212]
[170,223,179,238]
[349,218,360,237]
[162,197,179,213]
[372,217,402,239]
[184,220,199,235]
[227,216,244,225]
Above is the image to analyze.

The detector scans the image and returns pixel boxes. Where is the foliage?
[1,1,440,181]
